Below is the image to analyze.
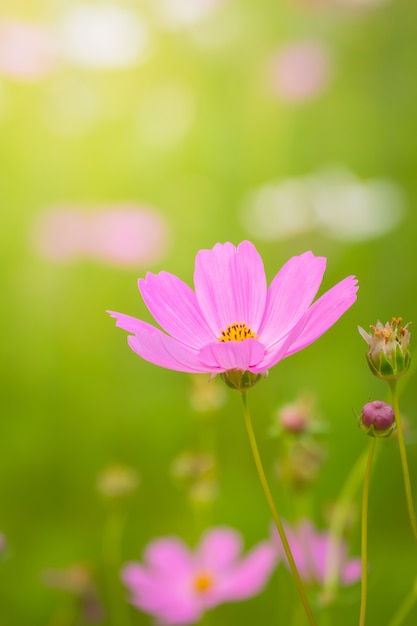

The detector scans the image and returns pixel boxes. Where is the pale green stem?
[389,381,417,546]
[322,446,371,606]
[388,577,417,626]
[359,437,376,626]
[240,392,318,626]
[102,508,132,626]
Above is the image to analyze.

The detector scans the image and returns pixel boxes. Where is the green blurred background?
[1,0,417,624]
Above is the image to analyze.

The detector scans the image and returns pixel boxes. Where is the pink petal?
[258,252,327,348]
[198,339,265,372]
[215,541,277,601]
[155,603,203,626]
[139,271,214,349]
[272,523,311,581]
[144,538,193,576]
[250,314,311,373]
[128,329,215,373]
[305,526,332,583]
[122,563,160,595]
[131,588,200,623]
[122,565,182,612]
[342,558,362,585]
[123,556,202,624]
[194,241,267,337]
[283,275,359,358]
[108,312,217,373]
[130,585,201,626]
[197,527,243,572]
[108,310,148,334]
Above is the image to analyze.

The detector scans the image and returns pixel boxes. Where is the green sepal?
[357,416,397,439]
[379,353,395,377]
[220,370,264,392]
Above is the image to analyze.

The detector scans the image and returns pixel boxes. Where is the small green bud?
[358,400,396,438]
[358,317,411,381]
[219,369,265,391]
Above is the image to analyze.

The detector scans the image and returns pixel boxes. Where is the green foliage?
[1,1,417,624]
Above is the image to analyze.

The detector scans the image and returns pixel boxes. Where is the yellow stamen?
[370,317,408,344]
[193,573,214,593]
[217,322,257,343]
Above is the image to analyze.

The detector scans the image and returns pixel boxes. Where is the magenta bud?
[359,400,396,438]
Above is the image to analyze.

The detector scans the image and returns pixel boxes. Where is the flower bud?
[96,464,140,498]
[358,317,411,381]
[358,400,396,438]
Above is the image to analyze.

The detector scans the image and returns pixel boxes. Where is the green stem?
[388,577,417,626]
[359,437,376,626]
[322,446,371,606]
[240,392,317,626]
[102,509,132,626]
[389,381,417,546]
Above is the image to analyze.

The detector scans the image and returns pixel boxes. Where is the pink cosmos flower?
[32,205,170,267]
[108,241,358,375]
[267,41,332,103]
[122,526,277,625]
[272,519,361,586]
[0,20,57,82]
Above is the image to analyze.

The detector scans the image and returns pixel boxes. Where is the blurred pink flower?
[108,241,358,374]
[33,209,87,261]
[272,519,361,585]
[33,205,170,267]
[90,208,169,267]
[122,526,277,625]
[268,41,331,102]
[0,19,57,81]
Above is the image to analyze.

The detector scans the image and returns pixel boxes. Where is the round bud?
[359,400,396,438]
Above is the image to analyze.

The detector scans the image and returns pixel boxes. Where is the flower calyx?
[219,369,266,392]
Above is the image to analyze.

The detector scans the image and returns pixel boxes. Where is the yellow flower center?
[217,322,257,343]
[193,572,214,593]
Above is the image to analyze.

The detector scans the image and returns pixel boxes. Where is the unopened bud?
[359,400,396,438]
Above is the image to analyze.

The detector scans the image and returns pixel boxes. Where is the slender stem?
[359,437,376,626]
[389,381,417,545]
[388,577,417,626]
[240,391,317,626]
[322,446,371,605]
[102,508,132,626]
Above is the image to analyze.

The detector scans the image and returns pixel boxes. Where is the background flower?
[0,19,57,81]
[122,527,277,625]
[267,40,332,102]
[32,205,170,267]
[272,519,361,586]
